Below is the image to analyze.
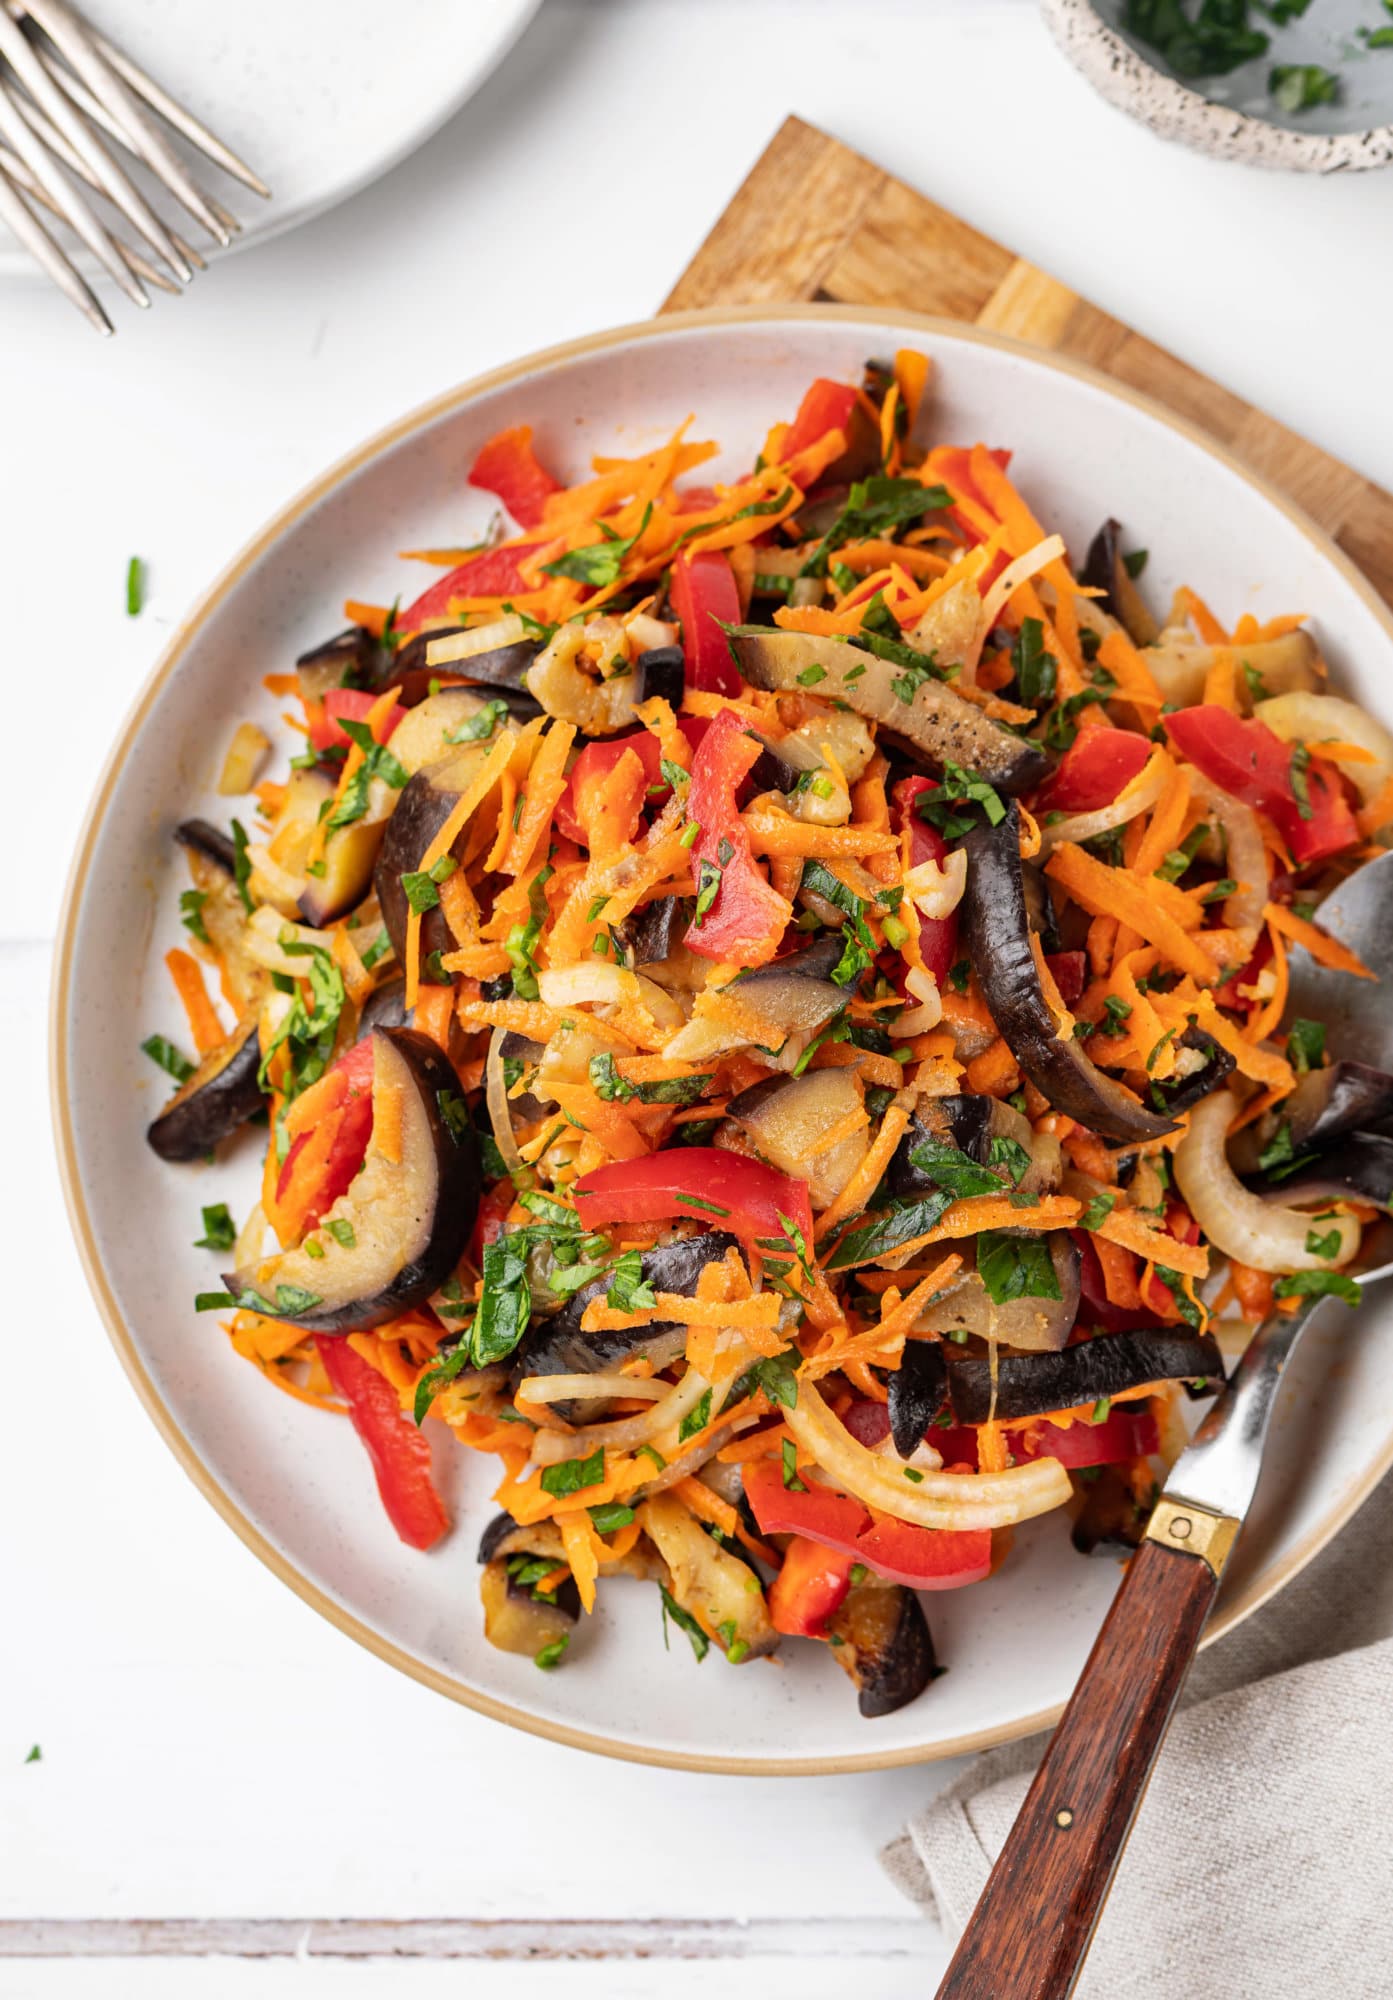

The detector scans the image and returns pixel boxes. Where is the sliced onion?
[1188,772,1266,942]
[1039,750,1168,855]
[898,965,944,1038]
[1173,1089,1360,1273]
[1255,691,1393,805]
[233,1201,267,1270]
[627,612,679,652]
[637,1412,763,1494]
[243,904,334,975]
[424,614,526,667]
[967,535,1068,675]
[218,721,270,797]
[537,963,640,1009]
[784,1377,1072,1531]
[516,1373,669,1407]
[244,844,307,919]
[633,974,684,1034]
[526,1367,716,1468]
[905,847,967,920]
[486,1028,525,1181]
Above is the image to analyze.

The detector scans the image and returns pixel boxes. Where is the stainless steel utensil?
[0,0,269,333]
[938,847,1393,2000]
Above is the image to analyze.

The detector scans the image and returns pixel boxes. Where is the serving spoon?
[936,848,1393,2000]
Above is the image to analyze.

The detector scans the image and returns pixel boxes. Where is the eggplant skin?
[945,1327,1224,1426]
[1072,1465,1149,1557]
[887,1340,948,1459]
[1248,1131,1393,1210]
[636,645,684,709]
[224,1029,481,1335]
[1229,1061,1393,1177]
[962,804,1176,1144]
[174,818,237,877]
[374,762,471,967]
[735,935,845,988]
[827,1582,937,1719]
[1080,519,1158,648]
[1150,1027,1235,1119]
[732,629,1051,794]
[615,895,689,968]
[509,1232,742,1421]
[147,1015,263,1162]
[355,980,413,1039]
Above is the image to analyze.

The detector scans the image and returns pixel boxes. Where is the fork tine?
[0,154,110,329]
[0,134,179,292]
[85,21,270,200]
[0,74,209,272]
[20,1,234,246]
[0,75,147,303]
[0,5,190,280]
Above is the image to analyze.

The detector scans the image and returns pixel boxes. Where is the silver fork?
[0,0,269,334]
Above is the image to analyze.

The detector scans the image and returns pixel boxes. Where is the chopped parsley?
[540,1443,607,1498]
[1012,617,1057,708]
[1286,1016,1326,1076]
[125,556,145,617]
[659,1585,709,1661]
[325,719,408,830]
[1273,1269,1361,1308]
[542,503,652,589]
[914,760,1007,836]
[194,1203,236,1251]
[781,1436,805,1491]
[141,1034,195,1084]
[976,1229,1062,1305]
[799,475,953,578]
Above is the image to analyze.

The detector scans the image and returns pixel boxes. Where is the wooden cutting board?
[664,115,1393,610]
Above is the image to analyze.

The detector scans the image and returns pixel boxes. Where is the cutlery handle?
[934,1534,1220,2000]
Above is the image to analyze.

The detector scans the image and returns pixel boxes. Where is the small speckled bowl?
[1044,0,1393,171]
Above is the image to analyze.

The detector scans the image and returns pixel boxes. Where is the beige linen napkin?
[883,1471,1393,1999]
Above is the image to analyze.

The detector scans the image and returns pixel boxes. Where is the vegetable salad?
[146,352,1392,1715]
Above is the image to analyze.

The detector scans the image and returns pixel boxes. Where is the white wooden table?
[6,2,1393,1992]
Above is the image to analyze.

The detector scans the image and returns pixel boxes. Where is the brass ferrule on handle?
[1144,1495,1241,1578]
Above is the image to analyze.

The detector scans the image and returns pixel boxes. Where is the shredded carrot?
[412,982,455,1051]
[1264,900,1374,978]
[1046,843,1217,982]
[1095,1205,1209,1280]
[164,948,224,1056]
[813,1105,910,1242]
[964,1039,1020,1097]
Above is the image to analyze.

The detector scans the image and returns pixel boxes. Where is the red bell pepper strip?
[276,1037,376,1235]
[467,425,563,530]
[398,543,544,632]
[1164,705,1358,865]
[926,1405,1160,1473]
[1073,1230,1170,1335]
[683,708,792,964]
[553,717,709,846]
[782,378,860,460]
[1037,727,1150,815]
[768,1536,856,1638]
[669,549,742,697]
[1044,950,1088,1007]
[307,687,406,756]
[314,1335,449,1551]
[743,1460,992,1593]
[892,776,959,984]
[471,1177,515,1267]
[571,1147,813,1253]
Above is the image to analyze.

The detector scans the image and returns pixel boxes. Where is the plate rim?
[51,301,1393,1774]
[0,0,541,283]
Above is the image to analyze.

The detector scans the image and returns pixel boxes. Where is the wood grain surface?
[935,1539,1219,2000]
[665,115,1393,610]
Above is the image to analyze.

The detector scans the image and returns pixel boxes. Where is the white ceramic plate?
[0,0,539,280]
[52,307,1393,1772]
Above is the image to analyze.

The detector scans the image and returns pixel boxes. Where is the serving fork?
[937,847,1393,1998]
[0,0,268,333]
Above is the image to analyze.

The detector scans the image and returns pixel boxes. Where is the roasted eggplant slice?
[722,1067,868,1211]
[174,818,237,876]
[1249,1131,1393,1209]
[636,645,684,709]
[224,1028,480,1333]
[914,1234,1082,1356]
[1080,519,1159,648]
[732,630,1051,794]
[1142,628,1322,711]
[889,1097,1060,1201]
[1148,1026,1236,1119]
[420,634,542,692]
[1071,1465,1150,1557]
[477,1514,582,1659]
[962,804,1176,1143]
[509,1232,742,1423]
[638,1491,778,1662]
[887,1340,949,1459]
[944,1326,1224,1426]
[147,1014,263,1161]
[1229,1061,1393,1177]
[615,895,690,969]
[826,1578,937,1718]
[295,626,388,704]
[374,743,492,966]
